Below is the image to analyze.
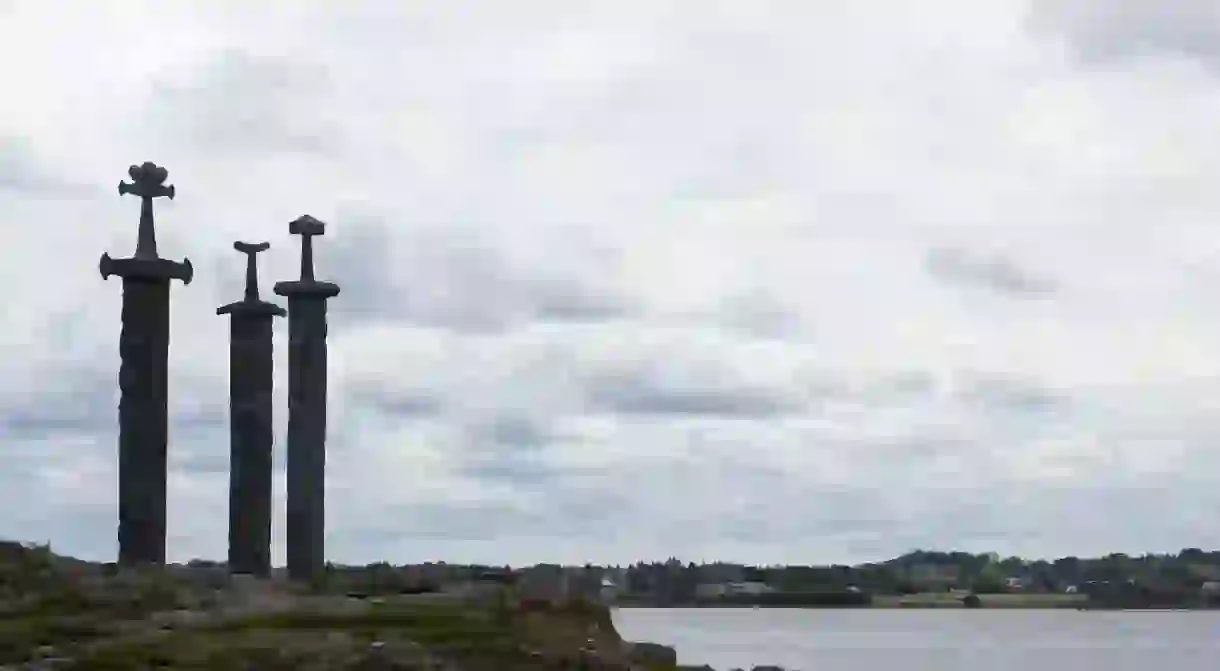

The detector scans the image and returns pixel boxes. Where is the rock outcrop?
[624,640,679,666]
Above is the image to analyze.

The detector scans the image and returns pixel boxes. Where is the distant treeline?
[616,548,1220,601]
[176,547,1220,602]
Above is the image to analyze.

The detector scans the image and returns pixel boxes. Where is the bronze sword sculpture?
[99,162,192,566]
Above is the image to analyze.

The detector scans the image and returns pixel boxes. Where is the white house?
[725,581,773,595]
[599,577,618,604]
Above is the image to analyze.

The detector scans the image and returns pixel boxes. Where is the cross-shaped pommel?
[118,162,175,200]
[234,241,271,302]
[288,215,326,282]
[118,162,175,260]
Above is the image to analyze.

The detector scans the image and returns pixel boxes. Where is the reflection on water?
[613,608,1220,671]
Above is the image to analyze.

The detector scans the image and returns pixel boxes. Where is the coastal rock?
[623,641,678,667]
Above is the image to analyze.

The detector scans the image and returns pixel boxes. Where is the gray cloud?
[853,372,937,405]
[0,367,115,440]
[586,369,799,418]
[346,381,445,419]
[0,137,95,199]
[457,413,559,487]
[1028,1,1220,71]
[956,373,1068,416]
[469,414,549,448]
[925,247,1057,297]
[334,502,543,544]
[7,1,1220,567]
[338,489,628,545]
[324,217,637,333]
[143,49,340,155]
[709,290,802,340]
[0,362,229,475]
[174,405,227,435]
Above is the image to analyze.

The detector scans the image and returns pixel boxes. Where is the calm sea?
[612,607,1220,670]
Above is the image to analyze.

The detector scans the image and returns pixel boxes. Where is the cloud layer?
[3,0,1220,566]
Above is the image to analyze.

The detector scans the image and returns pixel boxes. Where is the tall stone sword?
[217,241,285,577]
[99,162,193,567]
[274,215,340,582]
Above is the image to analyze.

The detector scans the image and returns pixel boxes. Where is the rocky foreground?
[0,543,789,670]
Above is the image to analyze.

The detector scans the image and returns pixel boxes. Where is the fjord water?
[613,608,1220,670]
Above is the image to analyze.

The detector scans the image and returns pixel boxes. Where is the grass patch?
[71,605,540,670]
[73,631,323,671]
[0,601,610,669]
[0,615,117,663]
[213,605,523,654]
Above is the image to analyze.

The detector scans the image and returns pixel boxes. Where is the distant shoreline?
[614,603,1220,610]
[611,593,1219,610]
[614,602,1220,611]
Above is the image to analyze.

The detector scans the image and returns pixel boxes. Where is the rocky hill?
[0,541,682,670]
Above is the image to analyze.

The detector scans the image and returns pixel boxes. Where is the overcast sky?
[4,0,1220,567]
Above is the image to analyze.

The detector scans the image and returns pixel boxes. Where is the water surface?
[613,607,1220,670]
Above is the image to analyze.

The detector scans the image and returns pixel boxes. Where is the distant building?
[699,564,746,584]
[694,581,773,600]
[727,581,773,595]
[599,577,618,604]
[605,567,629,594]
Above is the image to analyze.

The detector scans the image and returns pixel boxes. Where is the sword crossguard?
[99,252,115,280]
[101,161,190,285]
[99,252,193,284]
[176,258,194,285]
